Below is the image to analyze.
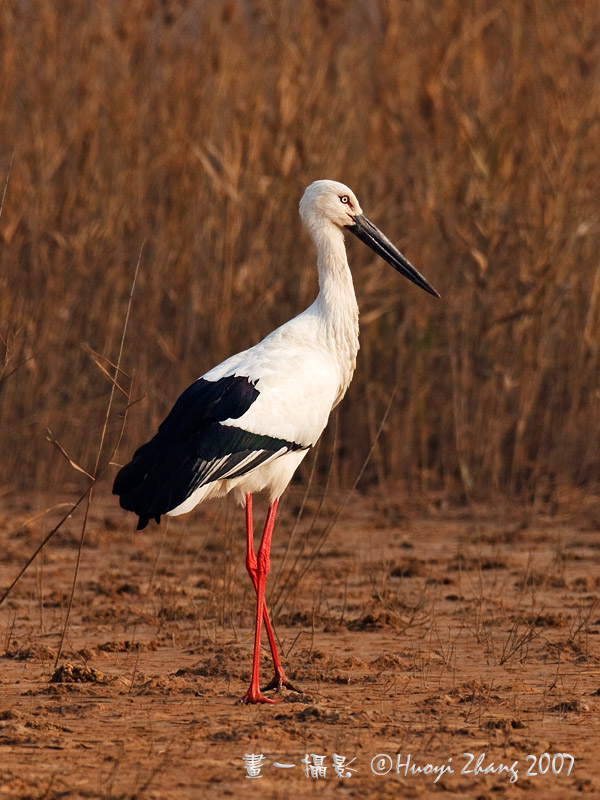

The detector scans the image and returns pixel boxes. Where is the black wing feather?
[112,375,306,529]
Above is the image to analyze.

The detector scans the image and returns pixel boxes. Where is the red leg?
[243,494,302,697]
[243,498,281,704]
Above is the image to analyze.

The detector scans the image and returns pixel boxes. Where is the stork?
[113,180,439,704]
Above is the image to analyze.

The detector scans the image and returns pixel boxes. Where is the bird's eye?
[340,195,349,204]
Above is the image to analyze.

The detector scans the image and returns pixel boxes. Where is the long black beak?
[348,214,440,298]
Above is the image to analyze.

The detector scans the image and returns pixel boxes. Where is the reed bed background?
[1,0,599,507]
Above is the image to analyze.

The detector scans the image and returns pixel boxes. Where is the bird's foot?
[261,669,304,695]
[241,682,281,705]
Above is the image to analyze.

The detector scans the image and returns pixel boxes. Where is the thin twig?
[54,240,144,667]
[46,429,94,479]
[0,148,15,222]
[270,437,321,598]
[275,375,402,610]
[0,488,92,607]
[271,416,338,614]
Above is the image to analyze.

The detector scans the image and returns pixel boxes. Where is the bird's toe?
[261,671,304,695]
[241,684,281,705]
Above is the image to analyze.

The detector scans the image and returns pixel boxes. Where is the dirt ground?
[0,487,599,799]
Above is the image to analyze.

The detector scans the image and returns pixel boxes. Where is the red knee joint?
[257,550,270,574]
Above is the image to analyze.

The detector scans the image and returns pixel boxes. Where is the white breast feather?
[202,308,343,446]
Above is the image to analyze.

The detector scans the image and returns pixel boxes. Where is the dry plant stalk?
[0,243,143,669]
[0,1,599,507]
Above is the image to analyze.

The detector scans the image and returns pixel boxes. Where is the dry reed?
[1,0,599,505]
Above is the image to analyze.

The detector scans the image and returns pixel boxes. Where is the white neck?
[309,221,360,391]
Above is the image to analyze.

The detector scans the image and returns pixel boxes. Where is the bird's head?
[299,179,363,230]
[299,179,439,298]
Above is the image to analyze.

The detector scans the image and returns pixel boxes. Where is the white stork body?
[113,179,438,704]
[168,266,359,515]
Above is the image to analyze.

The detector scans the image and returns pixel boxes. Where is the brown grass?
[1,0,599,504]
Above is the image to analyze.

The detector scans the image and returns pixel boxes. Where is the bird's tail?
[112,458,156,530]
[112,435,188,530]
